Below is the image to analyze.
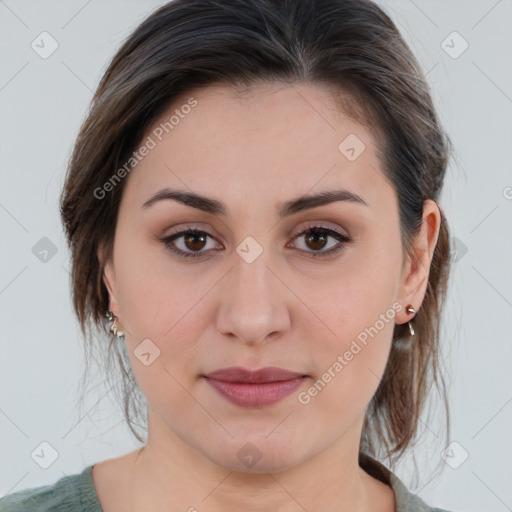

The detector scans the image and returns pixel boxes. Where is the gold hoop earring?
[406,305,416,336]
[106,310,125,338]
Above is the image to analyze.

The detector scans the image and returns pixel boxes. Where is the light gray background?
[1,1,511,511]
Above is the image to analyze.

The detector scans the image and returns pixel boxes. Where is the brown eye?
[304,228,329,251]
[161,229,219,259]
[292,226,352,258]
[160,225,352,261]
[182,231,207,251]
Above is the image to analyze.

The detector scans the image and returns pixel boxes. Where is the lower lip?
[205,377,305,407]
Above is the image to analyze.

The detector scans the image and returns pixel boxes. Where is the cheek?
[112,239,210,381]
[113,232,186,336]
[300,316,395,420]
[299,242,400,410]
[309,245,400,346]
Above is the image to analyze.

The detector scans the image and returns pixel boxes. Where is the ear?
[395,199,441,325]
[97,243,120,315]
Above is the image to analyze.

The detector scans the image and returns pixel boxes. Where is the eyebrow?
[142,187,368,216]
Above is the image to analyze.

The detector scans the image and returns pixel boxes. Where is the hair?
[60,0,452,472]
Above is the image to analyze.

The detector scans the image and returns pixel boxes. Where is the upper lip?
[204,366,306,383]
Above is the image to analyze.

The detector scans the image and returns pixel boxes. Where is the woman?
[0,0,453,510]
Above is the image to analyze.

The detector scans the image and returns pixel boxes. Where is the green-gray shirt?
[0,456,451,511]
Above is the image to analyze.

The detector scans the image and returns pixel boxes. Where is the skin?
[94,83,441,512]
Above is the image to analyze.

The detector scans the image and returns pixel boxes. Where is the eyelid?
[290,220,348,238]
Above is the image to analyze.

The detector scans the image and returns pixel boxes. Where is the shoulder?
[388,472,452,512]
[359,452,453,512]
[0,466,101,512]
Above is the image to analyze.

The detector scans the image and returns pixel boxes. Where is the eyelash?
[158,226,352,260]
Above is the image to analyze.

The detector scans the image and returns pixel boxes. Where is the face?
[101,83,429,473]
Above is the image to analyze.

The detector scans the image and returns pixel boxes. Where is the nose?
[215,245,291,346]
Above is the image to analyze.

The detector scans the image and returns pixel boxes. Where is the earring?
[406,305,416,336]
[105,310,125,338]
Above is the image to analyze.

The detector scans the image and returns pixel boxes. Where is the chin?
[203,435,306,474]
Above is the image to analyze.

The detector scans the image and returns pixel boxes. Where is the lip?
[205,366,306,383]
[204,366,307,407]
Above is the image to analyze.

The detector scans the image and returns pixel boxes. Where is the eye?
[158,225,352,260]
[289,225,352,258]
[159,228,220,259]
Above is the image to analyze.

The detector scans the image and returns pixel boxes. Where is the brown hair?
[60,0,452,470]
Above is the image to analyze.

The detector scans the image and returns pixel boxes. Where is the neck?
[123,414,390,512]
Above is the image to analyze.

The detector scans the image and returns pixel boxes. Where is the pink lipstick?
[204,366,306,407]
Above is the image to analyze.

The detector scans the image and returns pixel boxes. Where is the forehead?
[121,82,393,215]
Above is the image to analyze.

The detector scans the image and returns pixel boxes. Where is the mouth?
[203,366,308,407]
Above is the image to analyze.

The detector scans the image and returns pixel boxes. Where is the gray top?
[0,456,451,511]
